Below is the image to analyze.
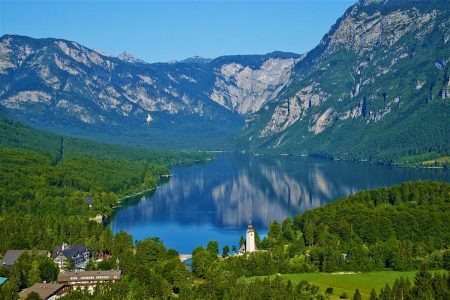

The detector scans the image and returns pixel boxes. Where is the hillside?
[0,35,300,149]
[238,0,450,164]
[0,117,211,164]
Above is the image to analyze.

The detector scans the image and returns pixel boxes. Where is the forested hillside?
[0,117,212,253]
[0,117,210,163]
[208,181,450,278]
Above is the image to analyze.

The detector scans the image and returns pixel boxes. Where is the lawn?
[252,270,444,299]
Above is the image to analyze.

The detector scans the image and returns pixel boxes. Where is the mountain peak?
[178,56,212,64]
[117,51,145,63]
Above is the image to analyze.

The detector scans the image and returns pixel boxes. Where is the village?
[0,223,258,300]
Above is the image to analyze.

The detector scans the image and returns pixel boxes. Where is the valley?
[0,0,449,299]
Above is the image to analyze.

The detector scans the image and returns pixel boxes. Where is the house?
[58,270,121,286]
[0,250,49,269]
[51,243,89,270]
[18,283,68,300]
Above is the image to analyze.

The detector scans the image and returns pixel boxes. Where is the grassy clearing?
[251,270,446,300]
[422,156,450,166]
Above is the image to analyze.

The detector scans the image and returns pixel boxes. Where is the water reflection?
[110,154,449,253]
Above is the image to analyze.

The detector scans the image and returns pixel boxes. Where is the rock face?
[210,57,300,115]
[0,35,299,149]
[240,0,450,161]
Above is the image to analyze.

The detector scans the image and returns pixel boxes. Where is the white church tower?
[246,221,256,253]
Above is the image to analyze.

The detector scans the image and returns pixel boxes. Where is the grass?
[395,152,449,167]
[422,156,450,166]
[252,270,446,300]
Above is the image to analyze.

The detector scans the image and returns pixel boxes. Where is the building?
[18,283,68,300]
[58,270,121,286]
[0,250,49,269]
[239,222,258,254]
[51,243,89,270]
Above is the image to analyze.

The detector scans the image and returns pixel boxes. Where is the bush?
[325,287,334,295]
[340,292,349,299]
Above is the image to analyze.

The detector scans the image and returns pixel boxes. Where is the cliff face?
[210,56,300,115]
[0,35,299,148]
[239,0,450,162]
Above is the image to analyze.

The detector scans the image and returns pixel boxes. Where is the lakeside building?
[51,243,89,270]
[239,222,258,254]
[58,270,121,287]
[19,283,68,300]
[0,250,49,269]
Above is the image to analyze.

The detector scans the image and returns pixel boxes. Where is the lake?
[110,153,449,254]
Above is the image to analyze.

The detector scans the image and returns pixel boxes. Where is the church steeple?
[246,220,256,253]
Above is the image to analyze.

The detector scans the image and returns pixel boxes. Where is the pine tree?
[370,288,378,300]
[353,288,362,300]
[413,263,433,300]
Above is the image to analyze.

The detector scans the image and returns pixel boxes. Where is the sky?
[0,0,355,63]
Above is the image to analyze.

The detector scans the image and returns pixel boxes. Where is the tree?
[207,241,219,258]
[222,245,229,258]
[325,287,334,295]
[37,256,58,283]
[443,250,450,270]
[304,221,316,247]
[282,217,294,241]
[369,288,378,300]
[85,259,96,271]
[239,236,245,247]
[25,292,41,300]
[413,264,433,300]
[27,260,41,287]
[135,238,165,267]
[268,221,282,242]
[191,247,215,278]
[352,288,362,300]
[64,258,75,272]
[112,231,133,258]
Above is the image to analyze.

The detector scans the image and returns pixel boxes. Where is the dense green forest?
[0,118,211,164]
[208,181,450,279]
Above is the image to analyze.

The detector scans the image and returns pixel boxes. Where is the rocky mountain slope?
[0,35,300,148]
[1,0,449,161]
[239,0,450,163]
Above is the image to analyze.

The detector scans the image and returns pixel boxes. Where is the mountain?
[1,0,449,161]
[0,34,300,149]
[238,0,450,163]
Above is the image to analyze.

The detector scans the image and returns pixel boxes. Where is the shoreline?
[245,151,448,170]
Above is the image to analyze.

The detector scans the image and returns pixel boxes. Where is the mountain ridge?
[0,33,299,149]
[1,0,449,162]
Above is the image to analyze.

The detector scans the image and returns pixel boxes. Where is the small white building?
[239,222,258,254]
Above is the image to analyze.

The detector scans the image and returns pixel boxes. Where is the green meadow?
[257,270,446,300]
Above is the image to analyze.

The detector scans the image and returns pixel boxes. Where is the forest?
[196,181,450,278]
[0,118,449,299]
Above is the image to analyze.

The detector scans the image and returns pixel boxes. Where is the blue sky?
[0,0,354,63]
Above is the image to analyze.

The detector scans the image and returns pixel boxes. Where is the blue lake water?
[110,153,449,254]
